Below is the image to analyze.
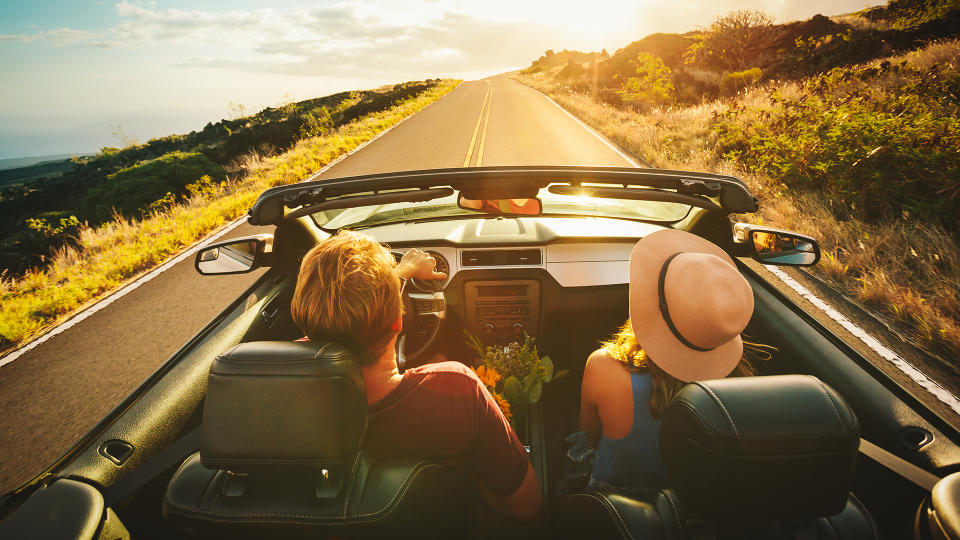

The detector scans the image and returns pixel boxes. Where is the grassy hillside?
[0,81,444,276]
[515,6,960,368]
[0,79,459,352]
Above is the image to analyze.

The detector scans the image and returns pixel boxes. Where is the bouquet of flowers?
[465,332,567,428]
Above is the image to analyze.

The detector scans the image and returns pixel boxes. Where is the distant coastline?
[0,153,90,172]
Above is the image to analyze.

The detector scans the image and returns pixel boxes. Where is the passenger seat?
[556,375,879,539]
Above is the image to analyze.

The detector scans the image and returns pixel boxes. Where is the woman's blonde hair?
[291,230,401,364]
[601,318,775,418]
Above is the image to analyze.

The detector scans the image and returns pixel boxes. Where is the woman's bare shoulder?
[584,349,620,382]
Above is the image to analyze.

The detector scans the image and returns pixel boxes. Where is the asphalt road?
[0,77,633,494]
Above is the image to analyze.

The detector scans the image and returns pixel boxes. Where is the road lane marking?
[463,81,492,167]
[0,83,463,368]
[765,265,960,416]
[476,81,493,166]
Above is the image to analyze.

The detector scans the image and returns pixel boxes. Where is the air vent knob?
[513,323,524,334]
[483,323,494,335]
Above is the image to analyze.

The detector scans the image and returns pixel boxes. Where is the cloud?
[0,0,871,77]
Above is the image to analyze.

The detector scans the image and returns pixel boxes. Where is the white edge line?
[0,82,461,369]
[765,265,960,416]
[523,83,641,168]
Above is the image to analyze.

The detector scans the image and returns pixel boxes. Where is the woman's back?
[581,350,668,492]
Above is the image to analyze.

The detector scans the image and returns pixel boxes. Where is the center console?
[464,280,540,343]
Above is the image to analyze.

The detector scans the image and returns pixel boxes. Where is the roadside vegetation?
[0,81,446,276]
[0,79,459,352]
[514,3,960,368]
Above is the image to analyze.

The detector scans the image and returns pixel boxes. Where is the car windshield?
[311,185,693,230]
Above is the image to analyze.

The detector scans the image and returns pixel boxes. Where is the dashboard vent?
[461,249,542,267]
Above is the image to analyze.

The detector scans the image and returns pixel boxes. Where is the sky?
[0,0,874,159]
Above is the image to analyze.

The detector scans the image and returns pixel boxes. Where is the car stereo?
[464,280,540,343]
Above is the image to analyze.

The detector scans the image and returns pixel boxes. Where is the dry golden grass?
[515,44,960,361]
[0,80,460,352]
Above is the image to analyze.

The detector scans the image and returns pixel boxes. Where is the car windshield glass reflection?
[312,186,693,230]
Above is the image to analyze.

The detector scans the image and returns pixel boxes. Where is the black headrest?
[200,341,367,472]
[659,375,860,522]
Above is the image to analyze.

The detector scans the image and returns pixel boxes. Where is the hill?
[527,3,960,104]
[0,80,442,276]
[514,4,960,373]
[0,79,459,351]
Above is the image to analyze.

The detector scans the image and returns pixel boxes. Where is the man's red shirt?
[363,361,529,496]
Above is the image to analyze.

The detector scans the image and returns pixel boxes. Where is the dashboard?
[361,216,667,344]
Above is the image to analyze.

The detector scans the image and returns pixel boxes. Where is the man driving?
[290,230,542,522]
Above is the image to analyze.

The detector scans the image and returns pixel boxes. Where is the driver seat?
[163,341,465,538]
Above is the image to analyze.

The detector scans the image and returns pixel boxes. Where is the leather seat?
[163,341,464,539]
[556,375,880,539]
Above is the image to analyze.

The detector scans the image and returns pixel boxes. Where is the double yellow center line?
[463,80,492,167]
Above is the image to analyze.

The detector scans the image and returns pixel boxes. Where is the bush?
[713,59,960,230]
[617,53,675,110]
[720,67,763,96]
[83,152,226,219]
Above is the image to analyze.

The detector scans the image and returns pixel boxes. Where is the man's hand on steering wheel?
[394,248,447,371]
[396,249,447,281]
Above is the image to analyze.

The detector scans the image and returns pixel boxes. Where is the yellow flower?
[494,393,513,422]
[474,365,501,389]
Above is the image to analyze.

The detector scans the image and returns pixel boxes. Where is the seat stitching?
[661,489,683,533]
[849,493,880,540]
[813,377,845,428]
[695,382,739,438]
[342,453,363,517]
[581,492,633,540]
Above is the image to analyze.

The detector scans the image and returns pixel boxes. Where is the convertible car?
[1,166,959,539]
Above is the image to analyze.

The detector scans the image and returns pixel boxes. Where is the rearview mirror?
[195,234,274,275]
[734,223,820,267]
[457,194,542,216]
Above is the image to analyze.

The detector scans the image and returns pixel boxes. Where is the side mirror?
[734,223,820,267]
[195,234,274,275]
[457,194,542,216]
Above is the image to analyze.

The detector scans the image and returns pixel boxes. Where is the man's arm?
[467,371,543,522]
[472,462,542,522]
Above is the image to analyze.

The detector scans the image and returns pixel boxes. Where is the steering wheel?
[391,253,446,371]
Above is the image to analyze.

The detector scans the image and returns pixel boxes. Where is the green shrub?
[720,67,763,96]
[83,152,225,219]
[618,53,675,110]
[713,59,960,230]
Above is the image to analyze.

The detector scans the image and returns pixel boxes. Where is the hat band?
[658,253,715,353]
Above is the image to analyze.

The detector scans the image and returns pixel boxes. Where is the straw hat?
[628,229,754,382]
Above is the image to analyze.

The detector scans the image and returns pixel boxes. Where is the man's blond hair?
[291,231,401,363]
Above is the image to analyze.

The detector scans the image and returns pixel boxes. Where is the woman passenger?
[579,229,773,494]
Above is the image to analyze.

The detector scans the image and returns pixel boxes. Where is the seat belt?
[102,426,202,506]
[859,438,940,491]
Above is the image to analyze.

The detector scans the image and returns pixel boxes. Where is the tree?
[684,10,776,71]
[617,53,675,110]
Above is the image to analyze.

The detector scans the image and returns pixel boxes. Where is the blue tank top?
[591,371,668,489]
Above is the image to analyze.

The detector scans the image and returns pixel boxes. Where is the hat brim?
[629,229,745,382]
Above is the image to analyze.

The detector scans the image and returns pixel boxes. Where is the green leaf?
[527,378,543,404]
[554,369,571,380]
[540,355,554,382]
[463,330,484,357]
[503,376,524,407]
